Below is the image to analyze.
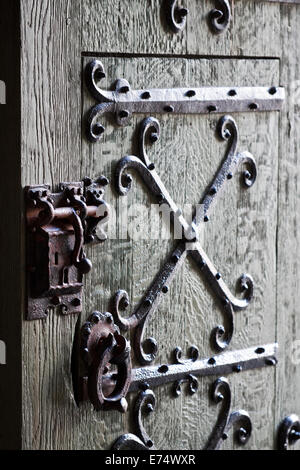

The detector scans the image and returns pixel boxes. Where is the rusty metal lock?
[25,178,110,320]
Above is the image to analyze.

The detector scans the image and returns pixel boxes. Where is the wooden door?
[0,0,299,451]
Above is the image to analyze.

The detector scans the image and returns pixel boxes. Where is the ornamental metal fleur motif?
[112,376,253,450]
[113,115,257,363]
[109,343,277,450]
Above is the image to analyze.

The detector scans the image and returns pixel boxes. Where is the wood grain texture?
[82,0,281,57]
[275,3,300,450]
[18,0,299,451]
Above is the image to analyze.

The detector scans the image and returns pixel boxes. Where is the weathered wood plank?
[19,0,294,451]
[275,3,300,450]
[82,0,281,57]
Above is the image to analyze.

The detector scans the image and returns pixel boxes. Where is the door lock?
[25,177,110,320]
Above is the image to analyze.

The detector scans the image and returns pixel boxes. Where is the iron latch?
[25,178,110,320]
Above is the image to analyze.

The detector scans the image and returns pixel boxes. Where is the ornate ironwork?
[208,0,231,34]
[163,0,300,35]
[278,415,300,450]
[164,0,189,33]
[73,308,277,449]
[113,115,256,363]
[111,343,276,450]
[164,0,231,34]
[84,59,285,143]
[25,177,110,320]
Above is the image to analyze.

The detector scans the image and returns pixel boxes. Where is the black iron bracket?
[278,415,300,450]
[25,177,110,320]
[85,60,285,143]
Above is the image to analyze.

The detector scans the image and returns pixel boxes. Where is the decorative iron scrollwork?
[111,373,258,450]
[163,0,231,35]
[205,377,252,449]
[84,59,285,143]
[163,0,300,35]
[113,115,256,362]
[73,308,277,416]
[113,389,156,450]
[25,177,110,320]
[164,0,189,33]
[208,0,231,34]
[278,415,300,450]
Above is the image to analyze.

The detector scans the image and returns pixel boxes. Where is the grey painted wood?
[0,0,295,450]
[275,4,300,450]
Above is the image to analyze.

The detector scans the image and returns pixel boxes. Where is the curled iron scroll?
[112,389,156,450]
[164,0,231,34]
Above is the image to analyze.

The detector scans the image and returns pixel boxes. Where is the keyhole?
[64,268,69,284]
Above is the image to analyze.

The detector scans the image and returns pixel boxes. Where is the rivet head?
[204,215,210,223]
[146,404,154,413]
[119,110,130,119]
[141,91,151,100]
[255,347,265,355]
[268,86,277,95]
[233,365,243,373]
[140,382,150,391]
[72,298,81,307]
[92,313,100,323]
[210,187,217,195]
[162,286,169,294]
[207,105,217,112]
[186,89,196,98]
[148,163,155,171]
[265,358,277,366]
[208,357,216,366]
[177,7,189,18]
[158,365,169,374]
[51,296,60,306]
[83,327,92,336]
[216,273,222,281]
[149,132,159,143]
[106,313,113,324]
[164,105,174,113]
[93,123,105,136]
[249,103,258,110]
[144,299,152,308]
[119,85,130,93]
[228,89,237,97]
[98,176,109,187]
[227,172,233,180]
[123,174,133,185]
[172,254,180,263]
[94,69,106,80]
